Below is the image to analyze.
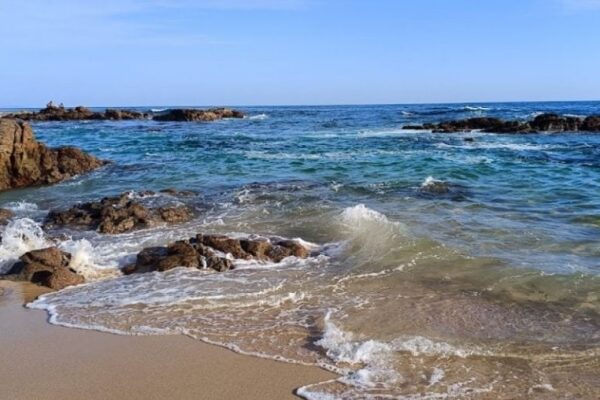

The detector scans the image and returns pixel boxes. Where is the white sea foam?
[248,113,269,120]
[0,218,50,273]
[420,176,444,189]
[464,106,492,111]
[316,312,401,388]
[3,201,39,213]
[58,239,119,280]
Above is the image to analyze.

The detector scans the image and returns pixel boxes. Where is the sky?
[1,0,599,107]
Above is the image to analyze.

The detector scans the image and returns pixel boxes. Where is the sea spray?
[0,218,49,273]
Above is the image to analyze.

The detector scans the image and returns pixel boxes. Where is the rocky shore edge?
[0,119,106,192]
[2,102,245,122]
[403,113,600,133]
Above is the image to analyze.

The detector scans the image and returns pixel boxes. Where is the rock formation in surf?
[152,108,245,122]
[403,114,600,133]
[2,102,245,122]
[123,234,311,274]
[45,191,194,234]
[0,119,106,192]
[3,247,84,290]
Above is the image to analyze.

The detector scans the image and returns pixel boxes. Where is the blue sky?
[1,0,599,106]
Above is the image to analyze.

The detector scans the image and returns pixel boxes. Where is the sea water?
[1,101,600,398]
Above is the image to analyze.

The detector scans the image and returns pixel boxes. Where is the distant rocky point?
[0,119,106,192]
[403,113,600,133]
[1,102,245,122]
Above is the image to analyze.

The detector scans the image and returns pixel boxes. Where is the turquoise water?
[5,102,600,273]
[2,101,600,399]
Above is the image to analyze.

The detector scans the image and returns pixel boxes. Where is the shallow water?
[2,101,600,398]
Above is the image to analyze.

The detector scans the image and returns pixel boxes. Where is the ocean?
[1,101,599,398]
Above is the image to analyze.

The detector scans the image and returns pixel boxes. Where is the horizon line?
[1,98,599,109]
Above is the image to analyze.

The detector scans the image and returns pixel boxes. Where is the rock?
[582,116,600,131]
[45,192,193,234]
[0,208,14,225]
[205,256,234,272]
[240,238,273,260]
[402,113,600,134]
[0,119,106,192]
[196,234,249,259]
[153,108,245,122]
[158,206,193,224]
[4,247,84,290]
[124,234,311,275]
[529,113,581,132]
[2,104,149,121]
[1,104,245,122]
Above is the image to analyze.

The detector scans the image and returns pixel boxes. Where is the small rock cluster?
[45,191,194,234]
[123,234,311,275]
[404,114,600,133]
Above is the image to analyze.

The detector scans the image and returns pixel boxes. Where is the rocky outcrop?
[2,103,245,122]
[2,103,148,121]
[0,208,14,225]
[0,119,106,192]
[122,234,312,275]
[153,108,245,122]
[403,114,600,133]
[45,191,194,234]
[3,247,84,290]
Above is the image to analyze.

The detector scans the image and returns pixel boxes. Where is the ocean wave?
[0,218,49,273]
[464,105,492,111]
[248,113,269,120]
[3,201,39,213]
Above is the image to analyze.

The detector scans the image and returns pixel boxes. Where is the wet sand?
[0,281,336,400]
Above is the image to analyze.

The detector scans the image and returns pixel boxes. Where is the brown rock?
[5,247,84,290]
[205,256,233,272]
[0,119,106,192]
[240,238,273,260]
[196,234,249,259]
[46,192,193,234]
[0,208,14,225]
[158,206,193,224]
[125,234,311,275]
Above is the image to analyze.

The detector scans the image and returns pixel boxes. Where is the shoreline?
[0,281,336,400]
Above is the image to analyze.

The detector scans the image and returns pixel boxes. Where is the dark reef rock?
[3,247,84,290]
[123,234,311,275]
[153,108,245,122]
[2,102,149,121]
[45,192,193,234]
[1,102,244,122]
[403,113,600,134]
[0,208,14,225]
[0,119,106,192]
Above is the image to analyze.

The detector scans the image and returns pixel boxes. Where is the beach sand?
[0,281,336,400]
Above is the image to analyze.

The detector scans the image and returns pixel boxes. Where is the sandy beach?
[0,281,336,400]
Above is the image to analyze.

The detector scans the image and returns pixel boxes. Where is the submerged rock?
[124,234,311,275]
[45,191,193,234]
[403,113,600,133]
[0,119,106,192]
[3,247,84,290]
[153,108,244,122]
